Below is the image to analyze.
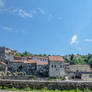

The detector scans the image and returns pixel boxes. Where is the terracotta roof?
[24,60,36,64]
[37,62,48,65]
[0,62,7,66]
[48,56,64,62]
[10,60,24,63]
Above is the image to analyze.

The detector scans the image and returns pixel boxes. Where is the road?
[0,90,25,92]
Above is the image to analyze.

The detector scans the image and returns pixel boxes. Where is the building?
[81,72,92,81]
[48,56,65,78]
[0,47,14,62]
[64,63,70,73]
[8,60,24,72]
[8,60,37,75]
[69,65,90,72]
[36,61,48,77]
[14,56,28,61]
[32,56,48,62]
[23,60,37,75]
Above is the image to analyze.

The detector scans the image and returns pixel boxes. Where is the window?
[89,74,92,78]
[55,65,56,68]
[51,65,53,68]
[60,65,63,68]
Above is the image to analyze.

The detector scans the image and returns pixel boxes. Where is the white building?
[48,56,65,78]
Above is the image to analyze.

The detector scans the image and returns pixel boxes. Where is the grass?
[0,87,92,92]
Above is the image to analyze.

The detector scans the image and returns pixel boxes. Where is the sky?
[0,0,92,55]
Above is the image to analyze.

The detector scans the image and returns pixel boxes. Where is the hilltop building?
[0,47,14,62]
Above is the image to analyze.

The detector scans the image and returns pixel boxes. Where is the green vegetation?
[0,64,5,71]
[0,87,92,92]
[49,77,65,81]
[15,51,48,57]
[64,54,92,67]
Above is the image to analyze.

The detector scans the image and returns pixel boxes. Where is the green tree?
[88,58,92,67]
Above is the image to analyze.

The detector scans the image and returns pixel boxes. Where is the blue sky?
[0,0,92,55]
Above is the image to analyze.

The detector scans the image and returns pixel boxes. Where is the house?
[64,63,70,73]
[14,56,28,61]
[0,47,14,62]
[8,60,37,75]
[36,61,48,77]
[23,60,37,75]
[8,60,24,72]
[69,65,90,72]
[48,56,65,78]
[32,56,48,62]
[81,72,92,81]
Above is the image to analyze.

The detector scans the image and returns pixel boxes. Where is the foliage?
[0,87,92,92]
[64,54,92,68]
[0,64,5,71]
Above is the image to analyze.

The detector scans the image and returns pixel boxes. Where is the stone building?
[81,72,92,81]
[36,61,48,77]
[14,56,28,61]
[8,60,37,75]
[64,63,70,74]
[0,47,14,62]
[69,65,90,72]
[8,60,24,72]
[23,60,37,75]
[48,56,65,78]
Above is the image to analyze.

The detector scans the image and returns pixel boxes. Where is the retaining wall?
[0,79,92,90]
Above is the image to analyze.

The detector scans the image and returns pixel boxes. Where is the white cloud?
[0,0,4,8]
[17,9,32,18]
[38,8,45,15]
[0,8,33,18]
[2,26,24,33]
[85,39,92,42]
[70,35,78,45]
[11,8,33,18]
[3,26,12,32]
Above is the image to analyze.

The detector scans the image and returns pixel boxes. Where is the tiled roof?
[24,60,36,64]
[48,56,64,62]
[0,62,7,66]
[37,61,48,65]
[10,60,24,63]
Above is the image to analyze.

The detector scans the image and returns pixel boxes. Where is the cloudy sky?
[0,0,92,55]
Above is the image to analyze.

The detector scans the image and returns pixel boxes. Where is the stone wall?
[0,79,92,90]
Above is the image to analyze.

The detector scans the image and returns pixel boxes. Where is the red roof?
[0,62,7,66]
[24,60,36,64]
[37,62,48,65]
[10,60,24,63]
[48,56,64,62]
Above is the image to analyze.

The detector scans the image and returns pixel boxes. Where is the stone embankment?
[0,79,92,90]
